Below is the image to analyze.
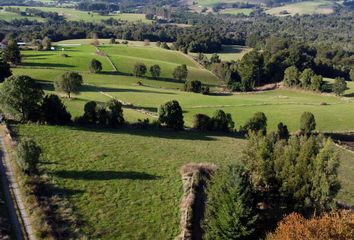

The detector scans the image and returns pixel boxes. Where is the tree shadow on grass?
[81,84,176,95]
[343,92,354,98]
[36,80,55,91]
[52,170,161,181]
[22,62,75,68]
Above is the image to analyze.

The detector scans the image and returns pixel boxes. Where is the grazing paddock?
[189,45,252,61]
[266,0,336,16]
[13,123,354,239]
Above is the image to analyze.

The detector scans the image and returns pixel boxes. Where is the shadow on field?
[22,62,75,68]
[81,84,176,95]
[343,92,354,98]
[68,125,245,141]
[52,170,161,181]
[36,80,55,91]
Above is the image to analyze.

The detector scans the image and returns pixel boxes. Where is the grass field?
[197,0,262,7]
[2,6,150,23]
[13,123,354,239]
[10,40,354,132]
[0,10,45,22]
[190,45,252,61]
[219,8,255,15]
[266,0,336,16]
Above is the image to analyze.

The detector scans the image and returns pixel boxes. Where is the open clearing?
[13,123,354,239]
[190,45,252,62]
[197,0,263,7]
[266,0,336,16]
[1,6,150,23]
[219,8,255,16]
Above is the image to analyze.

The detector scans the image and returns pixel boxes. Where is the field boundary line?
[0,133,36,240]
[99,91,158,118]
[95,46,118,72]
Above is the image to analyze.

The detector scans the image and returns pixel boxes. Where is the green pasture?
[197,0,263,7]
[13,122,354,239]
[189,45,252,62]
[0,10,45,22]
[266,0,335,16]
[2,6,150,23]
[21,45,113,71]
[219,8,255,16]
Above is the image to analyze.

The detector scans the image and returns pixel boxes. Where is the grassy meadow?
[266,0,336,16]
[219,8,255,16]
[9,41,354,132]
[1,6,150,23]
[189,45,252,62]
[14,123,354,239]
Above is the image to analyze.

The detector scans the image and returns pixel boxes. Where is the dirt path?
[95,46,117,72]
[0,136,36,240]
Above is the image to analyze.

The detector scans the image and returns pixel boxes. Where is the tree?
[211,110,235,132]
[204,165,258,240]
[106,99,124,126]
[173,64,188,81]
[55,72,83,98]
[332,77,347,96]
[193,114,212,131]
[42,36,51,50]
[350,68,354,81]
[310,75,323,91]
[241,112,267,135]
[299,68,315,89]
[267,211,354,240]
[158,100,184,130]
[15,138,41,175]
[237,50,264,91]
[300,112,316,135]
[133,63,147,77]
[0,75,43,121]
[89,58,102,73]
[0,58,12,82]
[184,80,202,93]
[96,104,109,125]
[3,40,21,65]
[41,94,71,125]
[283,66,300,87]
[277,122,289,140]
[149,64,161,79]
[210,53,221,64]
[83,101,97,123]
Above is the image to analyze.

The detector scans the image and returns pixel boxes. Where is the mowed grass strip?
[266,0,335,16]
[14,124,354,239]
[189,45,252,62]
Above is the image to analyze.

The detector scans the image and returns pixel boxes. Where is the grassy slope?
[0,10,45,22]
[189,45,252,62]
[266,0,335,16]
[219,8,255,16]
[3,6,150,23]
[14,123,354,239]
[98,45,219,85]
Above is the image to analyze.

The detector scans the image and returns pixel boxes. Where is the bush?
[332,77,347,96]
[15,138,42,175]
[193,114,212,131]
[240,112,267,135]
[267,211,354,240]
[83,101,97,123]
[158,100,184,130]
[41,94,71,125]
[300,112,316,135]
[184,80,202,93]
[211,110,235,132]
[277,122,289,140]
[89,58,103,73]
[106,99,124,126]
[202,86,210,95]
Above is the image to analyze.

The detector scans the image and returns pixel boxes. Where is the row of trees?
[204,113,341,239]
[283,67,324,91]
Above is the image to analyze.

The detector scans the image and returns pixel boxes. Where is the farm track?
[0,136,35,240]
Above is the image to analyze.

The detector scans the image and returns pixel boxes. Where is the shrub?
[158,100,184,130]
[202,86,210,95]
[332,77,347,96]
[89,58,103,73]
[241,112,267,135]
[277,122,289,140]
[211,110,234,132]
[193,114,212,131]
[184,80,202,93]
[300,112,316,135]
[267,211,354,240]
[41,94,71,125]
[15,138,42,175]
[83,101,97,123]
